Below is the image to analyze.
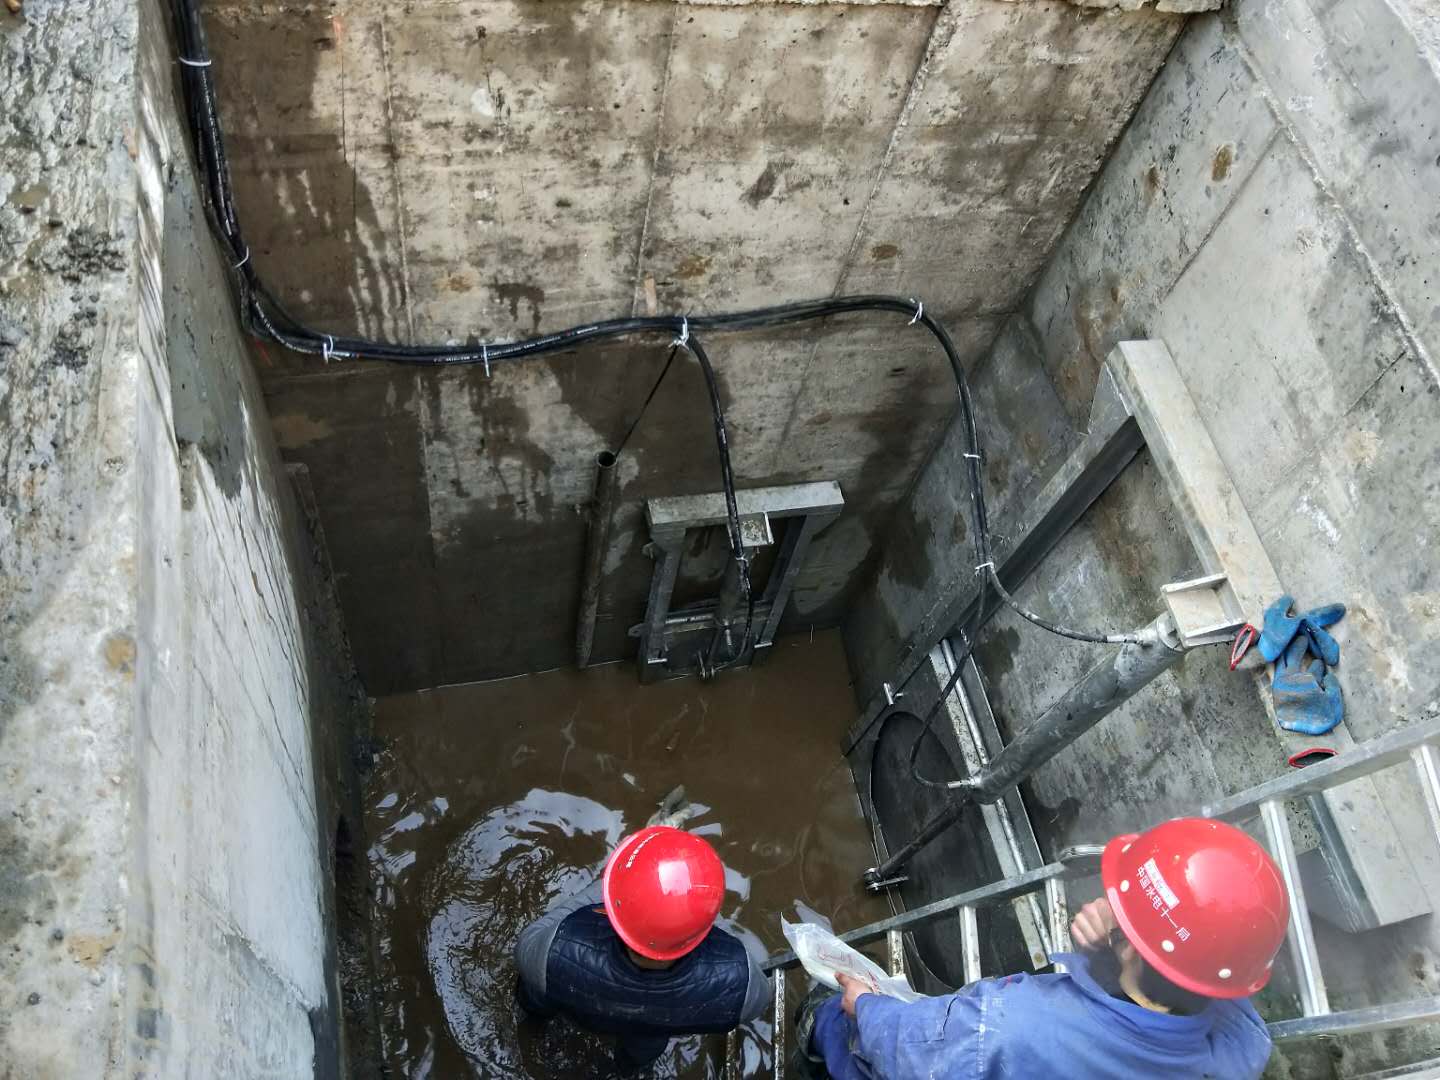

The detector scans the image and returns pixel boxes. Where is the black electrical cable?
[687,332,756,672]
[168,0,1141,780]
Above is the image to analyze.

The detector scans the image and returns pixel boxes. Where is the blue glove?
[1259,596,1346,665]
[1259,595,1301,662]
[1271,635,1344,736]
[1300,603,1345,667]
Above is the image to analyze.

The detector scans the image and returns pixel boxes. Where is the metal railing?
[732,715,1440,1078]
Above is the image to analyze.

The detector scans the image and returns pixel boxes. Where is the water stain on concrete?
[492,282,547,334]
[1211,143,1235,182]
[363,631,886,1078]
[674,253,711,280]
[103,632,137,677]
[744,160,785,207]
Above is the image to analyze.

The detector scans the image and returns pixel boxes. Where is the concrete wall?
[847,0,1440,1071]
[1,2,367,1075]
[202,0,1189,693]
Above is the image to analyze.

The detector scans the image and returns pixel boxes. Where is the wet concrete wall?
[201,0,1189,694]
[1,1,367,1074]
[847,0,1440,1072]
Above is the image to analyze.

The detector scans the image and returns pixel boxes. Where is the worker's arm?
[513,878,605,999]
[847,976,991,1080]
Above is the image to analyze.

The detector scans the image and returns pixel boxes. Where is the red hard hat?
[602,826,725,961]
[1103,818,1289,998]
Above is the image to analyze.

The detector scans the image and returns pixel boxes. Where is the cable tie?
[178,56,212,68]
[963,452,981,461]
[671,315,689,350]
[321,334,334,364]
[974,561,995,574]
[908,299,924,326]
[482,345,490,378]
[232,246,249,270]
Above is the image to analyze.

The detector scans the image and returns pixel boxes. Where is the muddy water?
[365,631,888,1079]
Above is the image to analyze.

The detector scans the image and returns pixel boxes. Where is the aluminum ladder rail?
[729,715,1440,1079]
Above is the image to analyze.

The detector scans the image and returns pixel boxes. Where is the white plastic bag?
[781,918,924,1002]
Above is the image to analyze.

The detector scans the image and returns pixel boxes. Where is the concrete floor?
[362,630,886,1078]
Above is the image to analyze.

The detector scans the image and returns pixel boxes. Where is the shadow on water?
[365,631,887,1079]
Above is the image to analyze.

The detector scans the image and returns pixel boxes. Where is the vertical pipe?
[576,450,619,669]
[771,968,786,1080]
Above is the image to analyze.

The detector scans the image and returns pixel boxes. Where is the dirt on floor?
[362,630,889,1079]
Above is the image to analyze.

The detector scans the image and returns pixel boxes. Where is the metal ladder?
[728,714,1440,1079]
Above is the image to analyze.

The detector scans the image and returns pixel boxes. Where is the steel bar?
[864,796,971,889]
[1045,877,1071,973]
[771,968,785,1080]
[887,930,906,979]
[1261,799,1329,1017]
[1267,997,1440,1042]
[941,642,1050,968]
[755,512,834,650]
[767,860,1070,971]
[1202,717,1440,822]
[576,451,619,668]
[959,904,981,985]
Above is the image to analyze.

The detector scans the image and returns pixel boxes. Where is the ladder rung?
[1261,798,1329,1016]
[771,967,785,1080]
[959,903,981,985]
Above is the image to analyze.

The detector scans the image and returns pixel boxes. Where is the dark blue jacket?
[514,880,770,1038]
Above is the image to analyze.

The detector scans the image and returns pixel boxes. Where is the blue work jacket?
[814,952,1272,1080]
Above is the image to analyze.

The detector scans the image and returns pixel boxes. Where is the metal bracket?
[636,481,843,682]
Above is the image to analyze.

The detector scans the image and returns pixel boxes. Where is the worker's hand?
[836,973,872,1018]
[1070,898,1118,953]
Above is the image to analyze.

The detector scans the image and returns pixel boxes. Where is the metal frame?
[636,481,843,682]
[756,715,1440,1064]
[851,339,1424,930]
[845,366,1143,754]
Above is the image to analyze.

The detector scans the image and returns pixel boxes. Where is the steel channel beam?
[1412,744,1440,847]
[1261,799,1329,1017]
[1267,997,1440,1043]
[937,641,1051,967]
[647,481,843,532]
[845,366,1142,755]
[755,510,839,651]
[1110,339,1426,929]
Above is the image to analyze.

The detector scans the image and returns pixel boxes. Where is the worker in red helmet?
[514,825,771,1074]
[795,818,1287,1080]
